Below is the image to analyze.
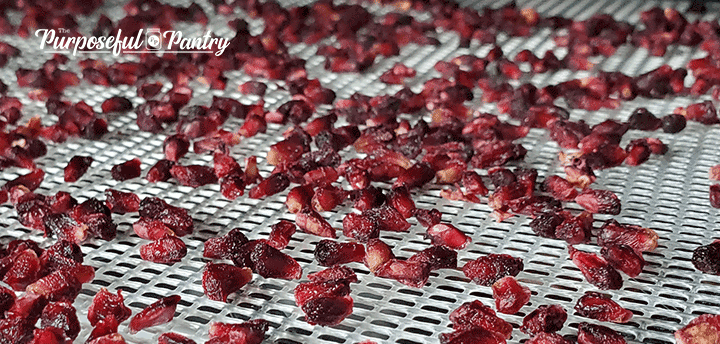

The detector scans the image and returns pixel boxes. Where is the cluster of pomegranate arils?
[1,0,720,343]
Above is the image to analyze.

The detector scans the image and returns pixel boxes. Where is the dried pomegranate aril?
[596,219,658,252]
[163,134,190,162]
[521,304,567,335]
[104,189,140,214]
[267,220,296,250]
[414,208,443,228]
[601,244,645,278]
[314,240,365,266]
[87,333,126,344]
[133,219,174,240]
[366,205,411,232]
[312,185,346,212]
[627,108,661,131]
[3,248,41,290]
[364,239,395,273]
[711,184,720,208]
[64,156,93,182]
[575,292,633,323]
[375,259,431,288]
[169,164,218,187]
[542,175,579,201]
[449,300,513,339]
[492,276,530,314]
[3,169,44,191]
[101,96,132,113]
[202,263,253,302]
[439,326,506,344]
[0,285,16,315]
[575,189,621,215]
[158,332,197,344]
[88,288,131,326]
[0,316,34,344]
[6,292,47,322]
[139,197,193,237]
[248,241,302,280]
[426,223,470,249]
[529,212,566,239]
[29,327,65,344]
[208,319,268,344]
[296,208,337,238]
[146,159,175,183]
[692,241,720,275]
[527,333,574,344]
[661,114,686,133]
[624,139,651,166]
[203,228,248,260]
[40,301,80,340]
[44,213,88,243]
[111,158,141,181]
[675,314,720,344]
[26,265,94,302]
[463,254,524,286]
[128,295,181,334]
[140,236,187,264]
[295,266,357,326]
[577,322,627,344]
[569,246,623,290]
[394,162,435,189]
[408,245,457,270]
[249,173,290,199]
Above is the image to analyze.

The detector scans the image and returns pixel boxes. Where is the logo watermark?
[35,29,230,57]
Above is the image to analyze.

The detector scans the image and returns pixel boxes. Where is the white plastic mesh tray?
[1,0,720,343]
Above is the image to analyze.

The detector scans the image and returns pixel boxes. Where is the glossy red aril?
[133,219,174,240]
[364,239,394,273]
[314,240,365,266]
[426,223,470,249]
[296,208,337,238]
[375,259,431,288]
[408,245,457,270]
[627,108,661,131]
[139,236,187,264]
[693,240,720,275]
[492,276,530,314]
[128,295,181,334]
[249,173,290,199]
[101,96,132,113]
[40,302,80,340]
[601,244,645,277]
[312,185,346,212]
[208,319,268,344]
[463,254,524,286]
[439,327,506,344]
[575,292,633,323]
[169,164,218,187]
[448,300,513,339]
[247,241,302,280]
[3,248,41,290]
[542,175,578,201]
[158,332,197,344]
[267,220,296,250]
[146,159,175,183]
[569,246,623,290]
[596,219,658,252]
[202,263,253,302]
[556,212,593,244]
[139,197,194,237]
[711,184,720,208]
[675,314,720,344]
[203,228,248,260]
[64,156,93,182]
[527,333,574,344]
[163,135,190,162]
[366,205,411,232]
[521,304,568,335]
[577,322,627,344]
[661,114,686,133]
[295,267,357,326]
[111,158,141,181]
[575,189,621,215]
[88,288,131,326]
[104,189,140,214]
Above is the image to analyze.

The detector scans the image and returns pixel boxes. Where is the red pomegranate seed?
[426,223,470,249]
[366,205,411,232]
[146,159,175,183]
[463,254,524,286]
[627,107,661,131]
[521,305,568,335]
[314,240,365,266]
[527,332,574,344]
[303,166,339,186]
[375,259,431,288]
[624,139,651,166]
[133,219,174,240]
[267,220,296,250]
[0,285,15,315]
[439,327,506,344]
[139,236,187,264]
[542,175,579,201]
[247,241,302,280]
[3,169,44,191]
[574,189,621,215]
[285,185,312,214]
[342,212,379,242]
[575,292,633,323]
[408,245,457,270]
[26,265,94,301]
[64,156,93,182]
[568,246,623,290]
[159,332,197,344]
[711,184,720,208]
[44,214,89,244]
[364,239,394,273]
[577,322,627,344]
[87,333,126,344]
[601,244,645,277]
[350,186,385,211]
[202,263,253,302]
[248,173,290,199]
[596,219,658,252]
[40,301,80,340]
[393,162,435,189]
[208,319,268,344]
[529,211,567,239]
[138,82,163,99]
[101,96,132,113]
[104,189,140,214]
[111,158,141,181]
[128,295,181,334]
[448,300,513,339]
[414,208,443,228]
[556,212,593,244]
[3,248,41,290]
[295,208,337,238]
[139,197,194,237]
[87,288,131,326]
[295,266,357,326]
[6,292,47,322]
[312,185,347,212]
[492,276,530,314]
[661,114,686,133]
[675,314,720,344]
[462,171,489,196]
[203,228,248,260]
[710,165,720,181]
[692,240,720,275]
[29,327,65,344]
[163,134,190,162]
[387,186,416,218]
[239,81,267,96]
[379,63,416,84]
[266,131,310,166]
[169,164,218,187]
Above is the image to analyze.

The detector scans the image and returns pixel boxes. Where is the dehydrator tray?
[1,0,720,343]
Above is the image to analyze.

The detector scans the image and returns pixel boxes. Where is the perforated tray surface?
[1,0,720,343]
